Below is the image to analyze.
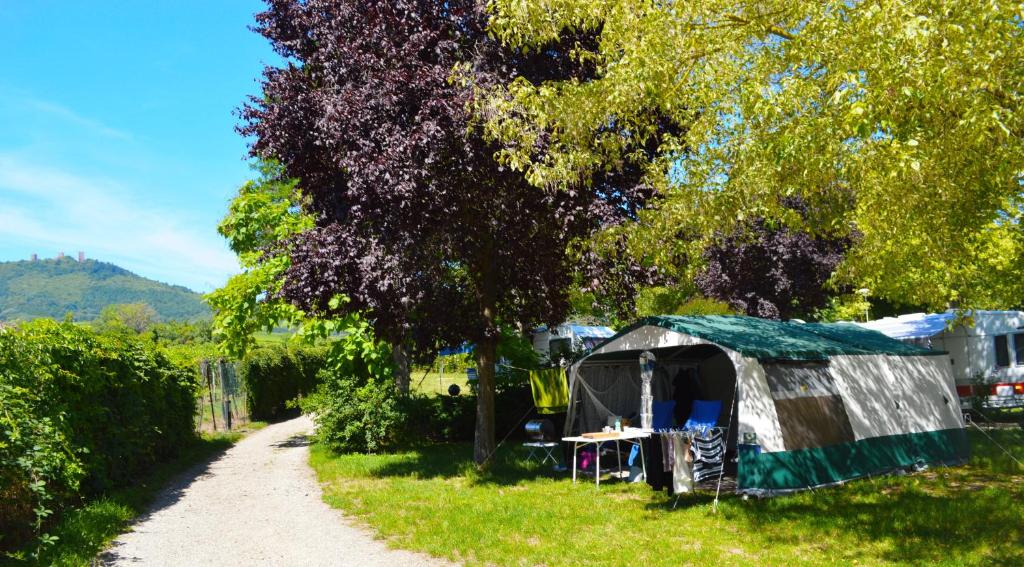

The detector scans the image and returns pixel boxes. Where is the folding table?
[562,429,650,486]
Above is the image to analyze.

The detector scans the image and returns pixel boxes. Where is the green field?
[410,369,473,396]
[310,428,1024,566]
[252,330,293,346]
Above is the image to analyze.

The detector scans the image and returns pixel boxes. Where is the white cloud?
[24,98,134,141]
[0,154,238,292]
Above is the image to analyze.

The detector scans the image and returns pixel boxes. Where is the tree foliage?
[241,0,656,463]
[206,161,314,359]
[484,0,1024,310]
[92,302,159,334]
[695,217,851,319]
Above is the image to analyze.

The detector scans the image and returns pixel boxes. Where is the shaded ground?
[99,416,450,567]
[311,428,1024,566]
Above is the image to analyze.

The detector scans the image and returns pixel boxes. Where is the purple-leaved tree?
[695,218,851,320]
[241,0,659,464]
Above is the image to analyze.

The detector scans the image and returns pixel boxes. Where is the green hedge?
[0,320,199,555]
[239,344,328,421]
[304,328,540,454]
[405,385,535,444]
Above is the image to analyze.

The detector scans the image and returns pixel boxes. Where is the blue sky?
[0,1,278,292]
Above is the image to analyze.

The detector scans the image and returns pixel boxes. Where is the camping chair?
[682,400,726,486]
[683,399,722,435]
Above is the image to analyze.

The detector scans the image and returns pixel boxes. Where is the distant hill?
[0,258,210,322]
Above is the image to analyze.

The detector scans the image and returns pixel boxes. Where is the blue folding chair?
[683,399,722,435]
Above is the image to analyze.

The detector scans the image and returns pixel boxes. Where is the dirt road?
[100,415,450,566]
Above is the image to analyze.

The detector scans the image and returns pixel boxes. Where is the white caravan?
[858,310,1024,409]
[531,323,616,365]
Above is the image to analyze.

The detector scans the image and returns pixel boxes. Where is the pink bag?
[578,449,595,470]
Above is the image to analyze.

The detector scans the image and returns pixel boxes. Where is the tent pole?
[713,378,740,513]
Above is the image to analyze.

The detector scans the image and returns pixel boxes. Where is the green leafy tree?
[206,162,315,359]
[484,0,1024,310]
[92,303,159,334]
[145,319,214,346]
[207,162,398,448]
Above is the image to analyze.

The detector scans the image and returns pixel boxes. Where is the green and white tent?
[566,315,969,495]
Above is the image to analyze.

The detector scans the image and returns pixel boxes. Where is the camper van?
[858,310,1024,410]
[531,323,615,365]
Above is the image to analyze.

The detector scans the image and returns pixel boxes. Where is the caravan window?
[548,338,571,362]
[1015,334,1024,366]
[995,335,1010,367]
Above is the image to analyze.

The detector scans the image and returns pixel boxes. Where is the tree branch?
[724,14,796,41]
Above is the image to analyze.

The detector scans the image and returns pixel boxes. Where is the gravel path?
[100,415,451,566]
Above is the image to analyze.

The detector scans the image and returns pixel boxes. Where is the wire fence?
[195,358,250,432]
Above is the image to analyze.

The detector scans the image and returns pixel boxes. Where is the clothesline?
[651,426,728,436]
[498,362,535,373]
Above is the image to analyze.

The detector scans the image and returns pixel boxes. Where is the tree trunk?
[473,246,499,467]
[392,342,411,395]
[474,331,498,466]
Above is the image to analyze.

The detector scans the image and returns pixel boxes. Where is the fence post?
[207,359,218,431]
[220,359,233,430]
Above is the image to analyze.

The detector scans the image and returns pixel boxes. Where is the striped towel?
[690,429,725,483]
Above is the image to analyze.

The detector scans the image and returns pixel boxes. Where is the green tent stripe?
[597,315,945,361]
[737,428,970,491]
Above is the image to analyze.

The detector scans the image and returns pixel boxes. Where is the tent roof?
[594,315,943,361]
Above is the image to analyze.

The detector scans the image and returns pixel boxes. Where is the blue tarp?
[857,312,954,339]
[438,343,473,356]
[533,324,616,338]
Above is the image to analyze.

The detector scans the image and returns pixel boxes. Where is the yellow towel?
[528,367,569,414]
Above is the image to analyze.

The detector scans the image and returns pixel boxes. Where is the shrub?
[304,372,407,453]
[301,322,541,452]
[405,393,476,442]
[405,386,535,444]
[238,344,327,421]
[0,320,198,555]
[299,320,404,453]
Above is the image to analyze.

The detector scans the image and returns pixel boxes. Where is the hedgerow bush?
[298,319,408,453]
[404,387,535,444]
[0,320,198,556]
[238,344,328,421]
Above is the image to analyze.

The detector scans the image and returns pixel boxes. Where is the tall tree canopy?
[241,0,655,463]
[484,0,1024,311]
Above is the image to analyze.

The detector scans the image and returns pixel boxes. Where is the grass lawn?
[410,369,472,396]
[310,428,1024,566]
[10,425,261,567]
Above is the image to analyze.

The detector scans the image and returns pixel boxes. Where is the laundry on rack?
[660,435,674,472]
[671,434,693,493]
[691,428,725,483]
[528,367,569,414]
